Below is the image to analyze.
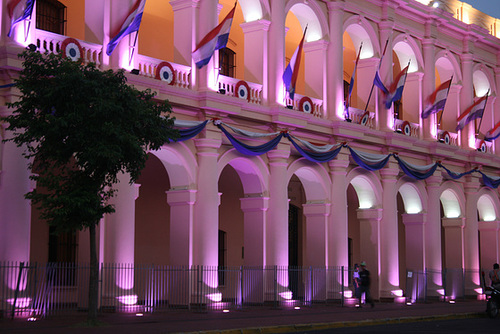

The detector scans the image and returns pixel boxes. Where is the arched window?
[219,47,236,78]
[36,0,66,35]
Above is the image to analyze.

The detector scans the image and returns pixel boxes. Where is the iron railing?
[0,262,482,318]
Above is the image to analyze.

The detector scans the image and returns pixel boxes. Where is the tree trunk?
[88,223,99,323]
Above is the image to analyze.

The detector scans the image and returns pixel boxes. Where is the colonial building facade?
[2,0,500,308]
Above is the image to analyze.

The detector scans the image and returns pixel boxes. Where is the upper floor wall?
[2,0,500,164]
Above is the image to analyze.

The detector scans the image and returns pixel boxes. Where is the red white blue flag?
[373,69,388,95]
[7,0,35,38]
[106,0,146,56]
[384,65,409,109]
[283,27,307,101]
[192,3,237,69]
[456,95,488,132]
[421,79,452,119]
[485,120,500,141]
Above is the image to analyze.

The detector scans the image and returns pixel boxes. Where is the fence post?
[341,266,344,307]
[443,268,447,302]
[273,266,278,309]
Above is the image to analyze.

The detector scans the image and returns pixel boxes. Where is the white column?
[240,196,269,266]
[326,2,344,120]
[85,0,105,44]
[304,40,327,99]
[494,65,500,154]
[357,58,379,113]
[464,176,481,294]
[303,203,330,267]
[442,217,465,269]
[460,51,474,149]
[240,20,270,94]
[267,0,285,106]
[403,72,423,130]
[167,189,196,266]
[402,213,426,271]
[0,142,32,263]
[379,161,400,299]
[357,208,383,300]
[193,136,221,268]
[107,0,138,70]
[425,175,443,297]
[170,0,198,67]
[478,221,500,269]
[377,20,394,131]
[266,144,290,268]
[422,26,436,139]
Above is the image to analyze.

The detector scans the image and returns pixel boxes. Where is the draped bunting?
[393,155,438,180]
[217,123,283,156]
[348,147,391,171]
[174,119,208,142]
[479,172,500,189]
[285,134,342,163]
[437,163,476,180]
[171,119,500,188]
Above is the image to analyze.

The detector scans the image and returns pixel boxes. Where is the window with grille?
[48,226,78,286]
[218,229,227,286]
[36,0,66,35]
[218,48,236,78]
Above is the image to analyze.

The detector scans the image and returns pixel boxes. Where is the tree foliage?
[3,49,178,233]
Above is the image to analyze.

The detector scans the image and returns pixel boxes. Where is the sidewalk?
[0,299,486,334]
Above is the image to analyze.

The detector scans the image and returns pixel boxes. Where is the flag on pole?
[456,95,488,132]
[283,26,307,101]
[373,69,389,95]
[485,120,500,141]
[7,0,35,38]
[192,2,237,69]
[421,79,452,119]
[106,0,146,56]
[345,43,362,118]
[384,65,409,109]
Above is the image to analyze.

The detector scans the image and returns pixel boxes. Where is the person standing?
[489,263,500,290]
[358,261,375,308]
[353,263,361,307]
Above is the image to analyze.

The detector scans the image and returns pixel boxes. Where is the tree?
[2,48,178,324]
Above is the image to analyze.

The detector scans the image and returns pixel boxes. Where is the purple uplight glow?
[117,294,138,305]
[279,291,293,300]
[7,297,31,308]
[206,292,222,302]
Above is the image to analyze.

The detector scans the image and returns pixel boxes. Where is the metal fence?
[405,268,481,304]
[1,262,348,318]
[0,262,483,318]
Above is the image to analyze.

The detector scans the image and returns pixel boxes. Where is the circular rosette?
[61,38,83,62]
[478,140,487,153]
[299,96,313,114]
[155,62,176,85]
[360,111,370,126]
[440,131,450,145]
[234,80,250,101]
[401,121,411,136]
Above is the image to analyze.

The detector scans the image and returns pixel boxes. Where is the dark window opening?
[394,100,402,120]
[218,229,227,286]
[219,47,236,78]
[36,0,67,35]
[48,226,78,286]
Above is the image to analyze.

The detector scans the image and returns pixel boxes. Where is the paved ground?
[0,299,488,334]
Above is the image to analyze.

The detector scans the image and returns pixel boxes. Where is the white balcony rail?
[285,93,323,117]
[348,107,375,129]
[136,54,191,89]
[394,119,420,137]
[217,75,262,105]
[437,130,459,146]
[35,29,102,67]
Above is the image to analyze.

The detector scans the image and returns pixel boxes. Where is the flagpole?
[437,76,453,129]
[129,31,139,66]
[365,38,389,112]
[476,89,490,136]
